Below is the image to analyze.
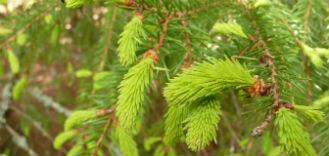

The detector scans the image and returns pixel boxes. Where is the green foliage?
[144,136,162,151]
[53,130,77,149]
[116,126,139,156]
[211,23,248,38]
[116,58,154,130]
[294,105,324,122]
[1,0,329,155]
[67,144,83,156]
[274,108,316,156]
[64,110,97,131]
[75,69,93,78]
[254,0,271,8]
[164,105,188,145]
[12,76,28,101]
[164,59,254,107]
[301,43,329,68]
[118,14,146,66]
[0,26,12,36]
[184,98,221,151]
[6,51,20,74]
[93,71,113,90]
[66,0,91,8]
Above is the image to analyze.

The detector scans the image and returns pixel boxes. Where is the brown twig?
[92,115,114,156]
[302,0,313,103]
[181,19,194,68]
[154,14,173,50]
[249,19,281,136]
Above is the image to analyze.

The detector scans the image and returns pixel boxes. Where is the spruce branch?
[164,105,188,145]
[294,105,324,122]
[116,57,154,130]
[118,12,146,66]
[97,8,118,71]
[54,129,78,149]
[248,15,284,136]
[164,59,254,107]
[92,115,114,156]
[0,6,53,49]
[116,126,139,156]
[65,0,91,8]
[275,108,317,156]
[184,98,221,151]
[64,109,113,131]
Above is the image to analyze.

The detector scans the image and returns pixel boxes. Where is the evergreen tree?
[0,0,329,155]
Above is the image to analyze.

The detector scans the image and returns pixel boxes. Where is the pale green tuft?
[7,51,20,74]
[254,0,272,8]
[275,108,317,156]
[301,43,329,68]
[118,15,146,66]
[64,110,97,131]
[314,94,329,108]
[164,105,188,145]
[75,69,92,78]
[12,75,28,101]
[53,130,77,149]
[164,59,254,107]
[116,126,139,156]
[211,23,248,38]
[67,144,83,156]
[184,98,221,151]
[66,0,92,8]
[116,58,154,130]
[294,105,324,122]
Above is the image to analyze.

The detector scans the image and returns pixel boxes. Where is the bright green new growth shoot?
[64,110,97,131]
[66,0,91,8]
[118,13,146,66]
[294,105,324,122]
[164,105,188,145]
[164,58,254,107]
[116,126,139,156]
[53,130,77,149]
[116,58,154,130]
[275,108,317,156]
[184,98,221,151]
[211,22,248,38]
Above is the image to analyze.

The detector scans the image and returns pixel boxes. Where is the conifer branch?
[275,108,317,156]
[282,19,313,103]
[0,6,53,49]
[116,58,154,130]
[98,8,118,71]
[92,114,114,156]
[172,1,223,17]
[118,11,146,66]
[185,98,221,151]
[164,59,254,107]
